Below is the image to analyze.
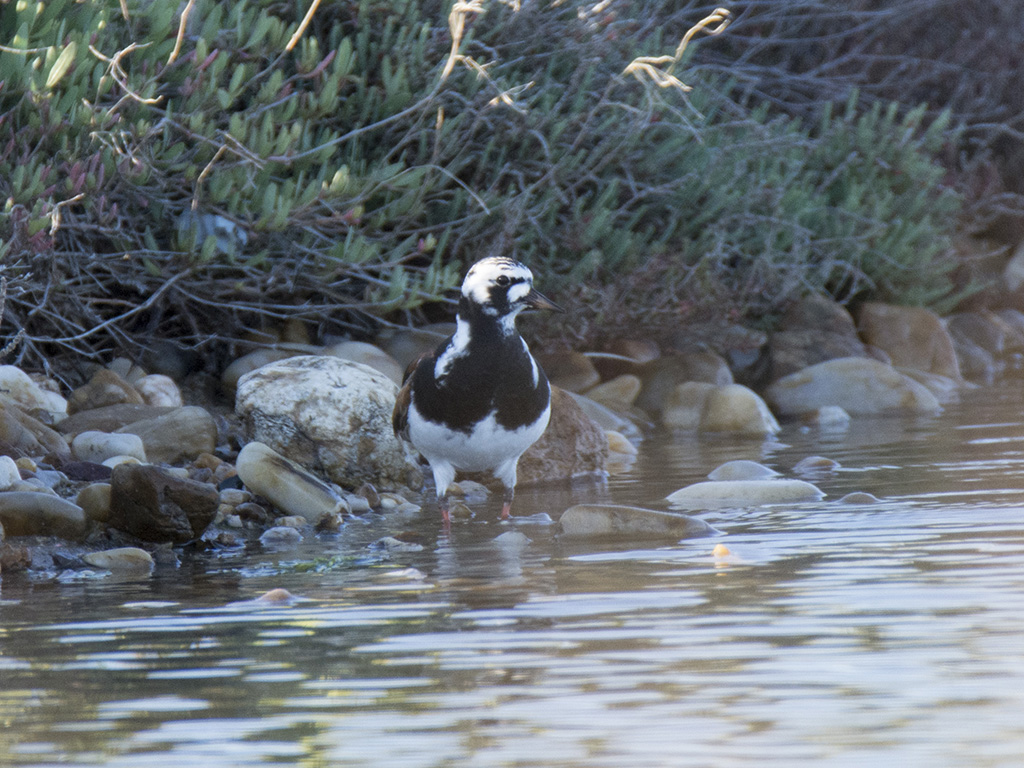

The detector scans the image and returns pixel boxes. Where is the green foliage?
[0,0,964,367]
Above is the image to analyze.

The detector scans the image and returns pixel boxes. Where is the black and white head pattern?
[461,257,536,323]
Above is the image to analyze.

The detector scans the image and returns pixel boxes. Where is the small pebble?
[234,502,272,523]
[259,526,303,548]
[708,460,780,482]
[713,543,731,557]
[76,483,112,523]
[101,455,143,468]
[356,483,381,508]
[314,512,346,533]
[378,492,408,510]
[343,493,372,513]
[250,588,300,605]
[837,492,881,504]
[493,530,531,550]
[371,536,425,553]
[275,515,306,529]
[448,501,473,520]
[449,480,490,502]
[605,430,638,456]
[792,456,840,476]
[224,514,243,528]
[218,488,252,506]
[15,457,37,473]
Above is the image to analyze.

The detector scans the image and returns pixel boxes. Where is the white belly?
[407,404,550,473]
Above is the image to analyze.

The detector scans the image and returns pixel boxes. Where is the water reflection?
[2,384,1024,765]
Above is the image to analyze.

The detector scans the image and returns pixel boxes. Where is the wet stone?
[81,547,154,572]
[667,479,825,509]
[792,456,840,476]
[708,460,780,481]
[559,504,716,539]
[838,492,881,504]
[259,526,303,549]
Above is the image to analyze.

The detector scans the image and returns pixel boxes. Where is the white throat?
[434,316,471,381]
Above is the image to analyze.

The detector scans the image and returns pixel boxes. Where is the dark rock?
[60,461,113,482]
[109,463,219,544]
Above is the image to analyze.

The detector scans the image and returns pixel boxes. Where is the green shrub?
[0,0,963,373]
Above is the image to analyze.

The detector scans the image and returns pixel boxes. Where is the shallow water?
[3,381,1024,767]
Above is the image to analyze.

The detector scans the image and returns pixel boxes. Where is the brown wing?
[392,378,413,442]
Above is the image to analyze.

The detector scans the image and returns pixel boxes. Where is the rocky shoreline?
[0,295,1019,578]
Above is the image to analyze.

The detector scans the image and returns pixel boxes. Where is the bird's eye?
[495,275,510,287]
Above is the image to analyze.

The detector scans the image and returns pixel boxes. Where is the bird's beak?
[524,288,565,313]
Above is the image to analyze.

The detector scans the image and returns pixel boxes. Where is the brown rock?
[56,404,174,439]
[780,294,858,335]
[0,399,71,461]
[516,387,607,485]
[589,339,660,379]
[536,351,600,393]
[857,303,961,380]
[0,492,87,539]
[67,369,145,414]
[661,381,716,430]
[634,353,732,416]
[109,463,219,544]
[116,406,218,464]
[585,374,642,410]
[700,384,780,436]
[763,329,869,384]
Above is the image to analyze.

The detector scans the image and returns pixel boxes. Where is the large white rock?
[666,479,825,509]
[235,356,421,489]
[765,357,941,416]
[0,365,68,422]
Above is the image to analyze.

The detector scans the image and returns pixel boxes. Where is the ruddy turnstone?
[392,256,563,523]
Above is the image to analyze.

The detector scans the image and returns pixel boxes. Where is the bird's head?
[461,257,562,329]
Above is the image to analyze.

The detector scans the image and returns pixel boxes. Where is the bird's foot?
[439,494,452,527]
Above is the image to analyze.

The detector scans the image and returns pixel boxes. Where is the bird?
[392,256,563,524]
